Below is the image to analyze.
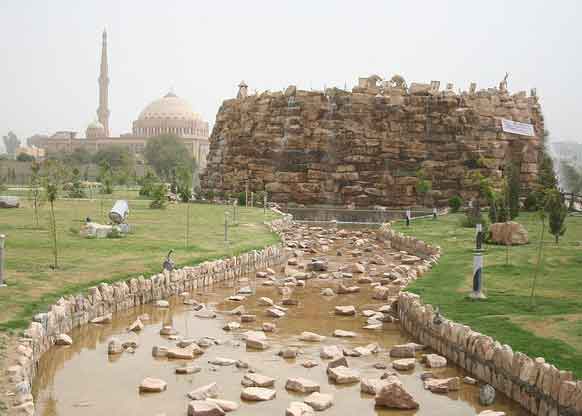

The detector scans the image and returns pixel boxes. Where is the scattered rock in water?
[321,288,334,296]
[187,383,219,400]
[238,286,253,295]
[304,392,333,411]
[187,400,225,416]
[336,284,360,295]
[176,365,202,375]
[240,387,276,401]
[90,314,112,324]
[235,360,249,369]
[240,314,256,323]
[139,377,167,393]
[480,384,496,406]
[279,346,300,359]
[282,298,299,306]
[327,356,349,374]
[246,336,269,350]
[389,343,416,358]
[352,262,366,273]
[266,307,286,318]
[288,258,299,266]
[299,331,326,342]
[222,322,240,331]
[373,363,388,370]
[374,376,419,409]
[107,338,123,355]
[167,347,196,359]
[424,377,460,393]
[258,297,274,306]
[285,401,315,416]
[320,345,342,359]
[423,353,447,368]
[206,398,239,413]
[226,306,245,316]
[333,329,357,338]
[241,373,275,388]
[195,310,217,319]
[334,305,356,316]
[463,376,478,385]
[420,371,434,381]
[128,318,144,332]
[154,300,169,308]
[285,377,321,394]
[262,322,276,332]
[357,276,373,284]
[328,366,360,384]
[478,411,506,416]
[160,326,178,336]
[306,259,328,272]
[363,323,383,330]
[392,358,416,371]
[138,313,150,321]
[241,330,266,340]
[302,360,319,368]
[380,371,398,379]
[256,271,268,278]
[372,286,390,300]
[353,343,379,356]
[152,345,169,358]
[361,378,389,395]
[209,357,237,366]
[55,334,73,346]
[228,295,246,302]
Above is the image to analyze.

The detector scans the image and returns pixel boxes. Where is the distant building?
[29,30,209,169]
[15,145,45,159]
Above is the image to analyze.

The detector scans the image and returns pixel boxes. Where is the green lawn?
[394,212,582,378]
[0,191,280,332]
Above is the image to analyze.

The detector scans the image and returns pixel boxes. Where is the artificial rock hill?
[201,75,543,207]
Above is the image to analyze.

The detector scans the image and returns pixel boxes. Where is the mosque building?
[29,31,210,168]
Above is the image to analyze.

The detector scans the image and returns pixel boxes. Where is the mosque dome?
[138,92,201,121]
[86,120,106,138]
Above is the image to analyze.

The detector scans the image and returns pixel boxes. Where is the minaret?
[97,29,110,136]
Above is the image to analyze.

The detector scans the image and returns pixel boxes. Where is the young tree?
[529,209,546,307]
[506,162,521,219]
[43,161,66,269]
[545,188,567,243]
[415,169,432,207]
[29,161,43,227]
[2,131,20,158]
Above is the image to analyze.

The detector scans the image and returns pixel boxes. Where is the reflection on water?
[33,231,528,416]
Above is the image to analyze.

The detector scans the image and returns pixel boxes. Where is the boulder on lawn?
[0,196,19,208]
[489,221,529,245]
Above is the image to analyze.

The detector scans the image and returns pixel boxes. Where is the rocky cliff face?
[201,78,543,207]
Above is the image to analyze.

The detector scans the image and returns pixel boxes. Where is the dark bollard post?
[471,223,486,299]
[405,209,411,226]
[432,207,437,220]
[0,234,6,287]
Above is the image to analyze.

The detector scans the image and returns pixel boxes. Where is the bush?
[237,192,246,206]
[149,184,167,209]
[524,192,540,211]
[461,211,490,231]
[448,195,462,213]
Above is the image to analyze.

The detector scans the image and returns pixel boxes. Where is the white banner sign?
[501,119,535,137]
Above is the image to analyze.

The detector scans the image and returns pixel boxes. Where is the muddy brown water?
[33,229,527,416]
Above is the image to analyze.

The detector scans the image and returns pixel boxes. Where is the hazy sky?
[1,0,581,149]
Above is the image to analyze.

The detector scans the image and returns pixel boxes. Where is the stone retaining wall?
[4,214,292,416]
[378,223,582,416]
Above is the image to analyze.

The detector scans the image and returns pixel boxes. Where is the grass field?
[393,212,582,377]
[0,190,280,332]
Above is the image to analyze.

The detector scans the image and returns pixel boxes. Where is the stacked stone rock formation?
[202,76,543,207]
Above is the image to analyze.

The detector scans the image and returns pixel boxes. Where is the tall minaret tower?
[97,29,110,136]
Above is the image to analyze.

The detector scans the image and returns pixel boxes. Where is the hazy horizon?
[1,0,581,150]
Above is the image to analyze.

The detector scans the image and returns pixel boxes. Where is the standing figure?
[163,250,175,272]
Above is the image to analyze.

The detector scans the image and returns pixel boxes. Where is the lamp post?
[0,234,6,287]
